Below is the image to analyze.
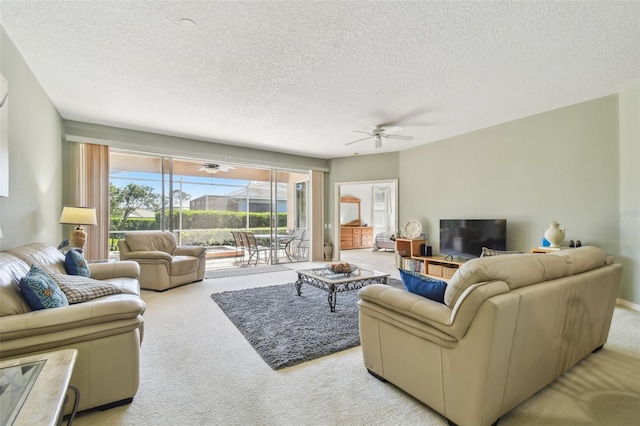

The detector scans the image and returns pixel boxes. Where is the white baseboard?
[616,298,640,311]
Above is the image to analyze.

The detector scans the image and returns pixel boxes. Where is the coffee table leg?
[328,290,336,312]
[295,275,303,296]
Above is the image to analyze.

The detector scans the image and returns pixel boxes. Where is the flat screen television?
[440,219,507,259]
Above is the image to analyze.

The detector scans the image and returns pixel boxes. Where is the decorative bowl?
[327,263,358,274]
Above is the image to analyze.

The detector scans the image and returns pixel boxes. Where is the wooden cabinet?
[396,238,464,281]
[341,226,374,249]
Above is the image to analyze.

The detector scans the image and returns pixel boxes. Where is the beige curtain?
[69,142,110,260]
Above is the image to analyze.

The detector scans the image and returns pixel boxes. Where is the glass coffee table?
[294,267,389,312]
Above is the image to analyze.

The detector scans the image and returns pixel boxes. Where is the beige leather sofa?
[358,246,622,426]
[0,243,145,414]
[119,231,207,291]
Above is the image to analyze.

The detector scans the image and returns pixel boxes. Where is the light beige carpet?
[71,257,640,426]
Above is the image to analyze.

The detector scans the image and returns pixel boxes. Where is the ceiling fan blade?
[345,136,372,146]
[353,130,372,135]
[385,135,414,141]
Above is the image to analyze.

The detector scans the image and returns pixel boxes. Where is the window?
[372,187,390,230]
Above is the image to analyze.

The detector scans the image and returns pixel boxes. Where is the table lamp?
[59,206,97,250]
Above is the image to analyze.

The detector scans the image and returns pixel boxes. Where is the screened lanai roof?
[225,181,288,201]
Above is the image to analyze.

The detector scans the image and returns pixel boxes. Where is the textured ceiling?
[1,1,639,159]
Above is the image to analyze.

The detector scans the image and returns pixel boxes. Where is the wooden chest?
[341,226,374,249]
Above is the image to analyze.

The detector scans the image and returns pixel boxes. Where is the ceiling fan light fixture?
[198,162,236,174]
[199,163,221,174]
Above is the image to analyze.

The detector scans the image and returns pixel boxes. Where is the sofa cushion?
[49,273,123,304]
[399,269,447,303]
[0,253,32,316]
[65,249,90,277]
[125,231,177,254]
[480,247,524,257]
[5,243,67,275]
[169,255,200,276]
[444,246,607,307]
[19,265,69,310]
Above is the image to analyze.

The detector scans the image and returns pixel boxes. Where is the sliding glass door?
[109,149,311,267]
[270,169,310,263]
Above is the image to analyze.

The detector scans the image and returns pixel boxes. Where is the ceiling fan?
[198,163,236,174]
[346,125,414,149]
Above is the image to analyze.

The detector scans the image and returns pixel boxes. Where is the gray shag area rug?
[205,264,291,279]
[211,278,404,369]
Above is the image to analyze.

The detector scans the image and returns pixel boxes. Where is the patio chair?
[295,230,309,260]
[230,231,245,262]
[238,231,250,264]
[280,229,301,261]
[244,232,271,266]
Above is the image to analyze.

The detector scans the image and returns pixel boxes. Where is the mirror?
[340,196,361,226]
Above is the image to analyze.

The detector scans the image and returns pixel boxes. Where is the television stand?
[395,238,465,280]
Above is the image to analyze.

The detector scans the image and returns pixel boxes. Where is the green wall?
[617,80,640,304]
[0,27,64,249]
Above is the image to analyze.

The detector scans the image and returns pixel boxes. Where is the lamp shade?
[59,206,97,226]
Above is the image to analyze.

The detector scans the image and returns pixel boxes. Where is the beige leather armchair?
[119,231,206,291]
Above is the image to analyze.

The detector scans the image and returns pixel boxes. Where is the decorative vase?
[324,242,333,260]
[544,220,565,248]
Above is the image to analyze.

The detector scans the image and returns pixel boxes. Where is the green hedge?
[109,210,289,247]
[111,211,287,231]
[110,227,289,248]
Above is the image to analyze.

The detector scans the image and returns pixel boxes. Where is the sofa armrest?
[89,260,140,280]
[173,246,206,257]
[122,250,173,262]
[359,284,453,324]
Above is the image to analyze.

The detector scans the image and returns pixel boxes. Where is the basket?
[427,263,443,277]
[442,266,458,279]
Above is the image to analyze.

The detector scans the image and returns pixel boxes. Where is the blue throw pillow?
[399,269,447,303]
[19,265,69,310]
[65,249,90,277]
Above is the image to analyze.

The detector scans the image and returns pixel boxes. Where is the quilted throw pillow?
[480,247,524,257]
[49,273,122,304]
[65,249,90,277]
[399,268,447,303]
[19,265,69,310]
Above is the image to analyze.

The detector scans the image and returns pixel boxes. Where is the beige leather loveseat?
[358,246,622,426]
[119,231,207,291]
[0,243,145,414]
